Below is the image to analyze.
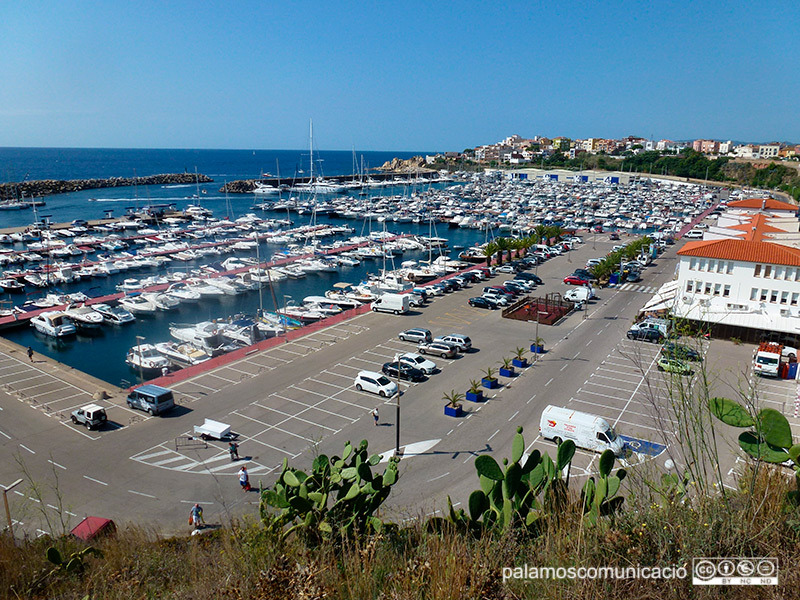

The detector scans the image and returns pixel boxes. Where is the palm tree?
[494,237,510,266]
[533,225,548,245]
[482,242,498,267]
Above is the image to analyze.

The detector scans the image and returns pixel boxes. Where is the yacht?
[164,282,202,303]
[170,321,225,353]
[30,311,77,337]
[119,294,158,314]
[154,341,212,367]
[185,279,227,298]
[126,344,170,377]
[92,303,135,325]
[63,304,104,330]
[219,318,264,346]
[141,292,181,311]
[0,278,24,293]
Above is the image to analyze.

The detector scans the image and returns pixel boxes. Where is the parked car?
[469,296,496,309]
[70,404,108,430]
[407,293,425,307]
[626,328,665,343]
[482,292,508,306]
[502,281,526,294]
[609,232,620,240]
[398,352,437,374]
[661,341,701,361]
[417,341,457,358]
[398,328,432,344]
[354,371,398,397]
[496,264,516,273]
[656,356,693,375]
[433,334,472,352]
[382,361,426,382]
[563,275,591,286]
[585,258,602,268]
[570,269,597,281]
[516,273,543,285]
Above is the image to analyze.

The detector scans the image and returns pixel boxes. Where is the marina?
[0,153,720,388]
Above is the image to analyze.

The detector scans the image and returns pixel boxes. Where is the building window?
[760,289,768,301]
[786,268,794,281]
[791,292,799,306]
[686,281,694,292]
[689,258,697,270]
[770,290,778,303]
[764,265,772,278]
[713,283,721,296]
[716,261,724,273]
[723,284,731,298]
[780,291,789,304]
[696,280,702,293]
[775,266,785,280]
[754,264,761,277]
[699,259,707,271]
[705,283,713,295]
[751,288,759,301]
[726,261,733,274]
[708,260,716,273]
[796,269,800,282]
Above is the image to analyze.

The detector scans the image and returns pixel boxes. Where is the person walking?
[228,441,239,461]
[189,503,204,529]
[238,465,250,491]
[27,346,33,362]
[372,407,379,426]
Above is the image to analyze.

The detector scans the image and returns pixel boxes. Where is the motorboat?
[30,311,77,337]
[63,303,104,330]
[126,343,170,377]
[119,294,158,314]
[0,278,24,293]
[207,277,247,295]
[141,292,181,311]
[169,321,225,353]
[278,302,326,323]
[219,319,264,346]
[164,282,202,303]
[116,278,143,292]
[23,273,48,288]
[92,303,135,325]
[154,341,212,367]
[304,295,360,310]
[185,279,227,298]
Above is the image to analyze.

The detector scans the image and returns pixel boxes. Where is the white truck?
[753,342,797,377]
[539,405,625,456]
[564,286,595,303]
[370,293,410,315]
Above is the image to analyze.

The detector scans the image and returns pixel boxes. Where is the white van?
[370,293,410,315]
[539,405,625,456]
[564,286,594,303]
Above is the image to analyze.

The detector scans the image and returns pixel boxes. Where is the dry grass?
[1,467,799,600]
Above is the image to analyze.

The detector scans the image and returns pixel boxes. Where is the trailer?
[193,418,232,440]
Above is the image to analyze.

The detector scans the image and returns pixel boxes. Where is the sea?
[0,147,489,386]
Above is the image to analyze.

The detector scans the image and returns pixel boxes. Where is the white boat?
[141,292,181,311]
[219,319,264,346]
[274,265,306,279]
[207,277,245,295]
[164,282,202,303]
[31,311,77,337]
[92,303,135,325]
[305,294,360,310]
[170,321,225,352]
[303,301,343,316]
[24,273,48,288]
[185,279,226,297]
[252,182,280,196]
[154,341,212,367]
[278,302,326,322]
[119,294,158,314]
[63,303,104,330]
[0,278,24,293]
[126,343,170,376]
[116,278,142,292]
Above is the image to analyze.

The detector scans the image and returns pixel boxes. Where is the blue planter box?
[512,358,528,368]
[481,377,499,389]
[499,367,515,378]
[530,344,545,354]
[465,390,483,402]
[444,404,463,417]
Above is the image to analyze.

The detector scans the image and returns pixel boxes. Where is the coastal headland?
[0,173,214,201]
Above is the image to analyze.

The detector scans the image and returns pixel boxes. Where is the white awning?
[640,280,680,313]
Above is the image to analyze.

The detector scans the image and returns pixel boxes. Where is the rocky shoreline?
[0,173,214,201]
[377,156,434,173]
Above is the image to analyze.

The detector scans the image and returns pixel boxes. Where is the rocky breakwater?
[378,156,433,173]
[0,173,214,201]
[220,180,259,194]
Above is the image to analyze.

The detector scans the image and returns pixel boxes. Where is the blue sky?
[0,1,797,151]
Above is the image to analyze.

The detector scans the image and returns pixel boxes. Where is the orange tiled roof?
[727,214,784,242]
[678,239,800,266]
[727,197,798,211]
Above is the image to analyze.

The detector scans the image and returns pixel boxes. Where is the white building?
[718,140,733,155]
[758,144,781,159]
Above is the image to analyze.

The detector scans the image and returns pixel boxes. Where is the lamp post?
[393,353,401,457]
[534,310,547,364]
[2,478,23,543]
[135,335,145,383]
[282,295,292,343]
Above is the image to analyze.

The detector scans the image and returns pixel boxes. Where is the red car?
[563,275,591,285]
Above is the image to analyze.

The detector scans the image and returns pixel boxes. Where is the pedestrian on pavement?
[189,503,204,529]
[161,366,169,378]
[372,407,379,426]
[238,465,250,491]
[229,441,239,461]
[27,346,33,362]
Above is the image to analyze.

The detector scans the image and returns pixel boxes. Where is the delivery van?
[127,384,175,415]
[564,286,594,303]
[539,405,625,456]
[370,293,410,315]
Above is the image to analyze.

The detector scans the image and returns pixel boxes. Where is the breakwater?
[0,173,214,201]
[220,171,441,194]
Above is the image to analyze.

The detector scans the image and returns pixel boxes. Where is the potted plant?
[530,337,545,354]
[499,357,516,378]
[466,379,483,402]
[443,390,464,417]
[481,367,499,389]
[512,346,529,368]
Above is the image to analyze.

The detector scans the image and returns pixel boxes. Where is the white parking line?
[128,490,157,498]
[134,449,172,461]
[251,403,339,433]
[271,393,357,422]
[83,475,108,486]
